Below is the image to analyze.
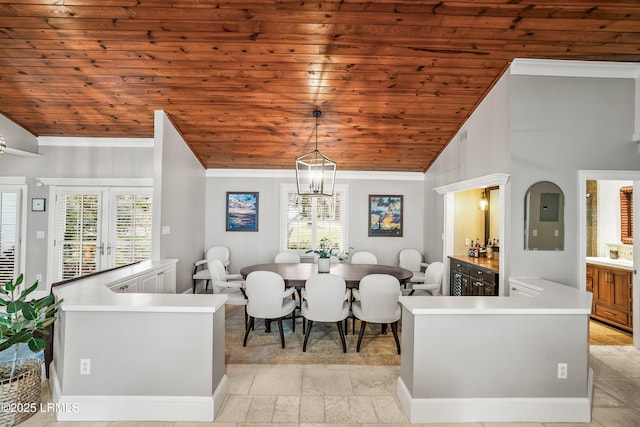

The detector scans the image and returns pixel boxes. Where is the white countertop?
[400,277,592,315]
[52,259,227,313]
[586,256,633,271]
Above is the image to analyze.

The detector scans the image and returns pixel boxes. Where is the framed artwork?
[368,195,403,237]
[31,198,46,212]
[226,192,259,231]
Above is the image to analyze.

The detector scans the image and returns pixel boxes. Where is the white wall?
[509,76,636,286]
[423,72,512,264]
[153,111,206,293]
[0,113,38,154]
[204,174,425,273]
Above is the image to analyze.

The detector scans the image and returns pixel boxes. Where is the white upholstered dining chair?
[192,245,231,293]
[408,261,444,296]
[350,251,378,264]
[398,248,429,285]
[351,274,402,354]
[243,271,296,349]
[301,274,350,353]
[274,251,301,263]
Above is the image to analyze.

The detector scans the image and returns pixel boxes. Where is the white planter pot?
[318,257,331,273]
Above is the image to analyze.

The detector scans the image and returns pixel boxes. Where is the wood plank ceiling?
[1,1,639,172]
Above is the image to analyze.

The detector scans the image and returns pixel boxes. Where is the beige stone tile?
[544,421,604,427]
[249,365,302,395]
[245,395,276,422]
[299,424,359,427]
[592,407,640,427]
[237,424,297,427]
[302,366,353,396]
[299,395,325,423]
[43,422,111,427]
[593,385,626,408]
[350,366,399,396]
[325,395,352,423]
[370,396,406,424]
[347,395,378,423]
[174,422,221,427]
[225,364,259,395]
[596,377,640,408]
[272,395,300,423]
[415,424,483,427]
[484,423,544,427]
[216,394,252,423]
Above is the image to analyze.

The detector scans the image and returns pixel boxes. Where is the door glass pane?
[113,193,152,266]
[58,193,99,280]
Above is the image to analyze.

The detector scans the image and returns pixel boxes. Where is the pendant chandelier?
[295,110,336,197]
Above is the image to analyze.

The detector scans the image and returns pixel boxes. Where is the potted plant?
[306,238,350,273]
[0,274,61,426]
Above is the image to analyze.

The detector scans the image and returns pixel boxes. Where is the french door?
[0,187,22,284]
[52,187,152,281]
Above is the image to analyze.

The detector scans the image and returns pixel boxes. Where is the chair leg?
[277,318,285,349]
[244,307,248,330]
[382,324,387,335]
[408,289,415,296]
[390,321,401,355]
[243,316,254,347]
[265,319,271,333]
[357,321,367,352]
[303,320,313,352]
[337,321,347,353]
[291,310,296,332]
[205,279,210,291]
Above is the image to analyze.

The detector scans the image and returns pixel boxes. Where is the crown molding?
[38,137,154,148]
[37,178,153,186]
[0,177,27,185]
[3,147,41,157]
[434,173,510,194]
[510,58,640,79]
[206,168,424,181]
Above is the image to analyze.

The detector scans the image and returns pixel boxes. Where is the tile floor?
[13,345,640,427]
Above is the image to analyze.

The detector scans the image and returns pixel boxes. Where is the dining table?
[239,262,413,288]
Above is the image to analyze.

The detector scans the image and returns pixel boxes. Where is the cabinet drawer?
[594,303,628,326]
[469,267,497,285]
[450,260,470,275]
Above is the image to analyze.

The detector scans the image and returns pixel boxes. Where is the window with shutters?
[280,184,348,253]
[0,190,20,284]
[53,187,152,281]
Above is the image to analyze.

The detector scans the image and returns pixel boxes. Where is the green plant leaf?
[8,330,32,345]
[6,301,24,314]
[5,279,15,292]
[18,281,39,301]
[22,303,37,321]
[27,337,45,352]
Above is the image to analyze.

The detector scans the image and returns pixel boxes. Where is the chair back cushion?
[207,246,230,267]
[424,262,444,286]
[274,251,301,263]
[398,248,423,272]
[356,274,401,323]
[245,271,287,318]
[350,251,378,264]
[207,257,228,283]
[303,274,348,321]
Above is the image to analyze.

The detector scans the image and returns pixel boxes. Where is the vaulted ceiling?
[1,1,639,172]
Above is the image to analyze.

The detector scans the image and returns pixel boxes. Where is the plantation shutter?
[111,191,152,266]
[56,191,101,280]
[0,191,19,284]
[281,185,347,252]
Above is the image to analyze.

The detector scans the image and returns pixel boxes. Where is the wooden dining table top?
[239,262,414,288]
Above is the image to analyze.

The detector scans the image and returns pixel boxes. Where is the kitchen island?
[50,260,228,422]
[398,277,592,423]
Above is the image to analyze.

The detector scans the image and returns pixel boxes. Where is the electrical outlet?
[80,359,91,375]
[557,362,567,379]
[464,238,470,246]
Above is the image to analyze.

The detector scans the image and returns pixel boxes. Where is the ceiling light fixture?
[479,190,489,211]
[0,134,6,156]
[295,110,336,197]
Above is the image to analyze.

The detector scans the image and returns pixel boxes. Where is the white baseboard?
[49,363,227,422]
[397,376,592,423]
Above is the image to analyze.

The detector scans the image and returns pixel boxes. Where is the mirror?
[524,181,565,251]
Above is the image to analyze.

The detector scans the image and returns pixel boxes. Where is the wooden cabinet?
[449,257,498,296]
[588,263,632,332]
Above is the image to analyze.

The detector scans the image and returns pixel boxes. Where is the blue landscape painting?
[226,192,258,231]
